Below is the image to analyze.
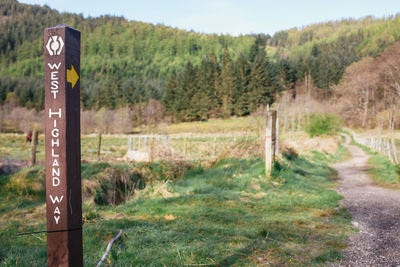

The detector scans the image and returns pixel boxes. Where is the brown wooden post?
[265,110,276,176]
[271,110,277,161]
[44,25,83,267]
[31,130,39,166]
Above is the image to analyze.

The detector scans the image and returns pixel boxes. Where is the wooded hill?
[1,0,400,122]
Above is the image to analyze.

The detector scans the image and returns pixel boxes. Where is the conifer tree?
[220,47,236,118]
[235,54,251,115]
[248,48,273,112]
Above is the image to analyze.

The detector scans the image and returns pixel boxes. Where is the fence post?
[31,130,39,166]
[266,109,277,176]
[386,138,391,160]
[392,138,398,164]
[97,133,102,160]
[150,138,155,161]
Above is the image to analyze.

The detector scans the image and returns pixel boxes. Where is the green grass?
[0,150,353,266]
[162,117,263,134]
[367,153,400,189]
[350,136,400,188]
[311,144,352,164]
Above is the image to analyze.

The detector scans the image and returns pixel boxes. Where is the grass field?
[0,139,353,266]
[147,117,264,135]
[0,133,260,164]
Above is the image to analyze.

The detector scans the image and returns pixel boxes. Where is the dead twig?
[96,229,123,267]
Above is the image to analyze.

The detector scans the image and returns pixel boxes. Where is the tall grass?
[1,148,353,266]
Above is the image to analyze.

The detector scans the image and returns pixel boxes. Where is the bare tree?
[81,110,97,134]
[95,108,115,134]
[335,58,379,128]
[142,99,165,131]
[110,107,133,134]
[6,106,43,133]
[378,43,400,130]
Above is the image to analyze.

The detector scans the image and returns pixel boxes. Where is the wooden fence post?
[31,130,39,166]
[150,137,155,161]
[392,138,399,164]
[266,110,277,176]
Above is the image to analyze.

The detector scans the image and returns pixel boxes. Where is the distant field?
[0,133,260,164]
[161,117,263,135]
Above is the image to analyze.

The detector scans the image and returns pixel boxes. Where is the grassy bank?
[0,145,352,266]
[367,153,400,189]
[351,138,400,189]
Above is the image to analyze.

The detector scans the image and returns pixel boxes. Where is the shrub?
[305,113,342,137]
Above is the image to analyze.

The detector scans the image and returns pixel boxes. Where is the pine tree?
[219,47,236,118]
[235,54,251,115]
[248,48,273,113]
[176,62,198,121]
[189,87,209,121]
[197,55,218,117]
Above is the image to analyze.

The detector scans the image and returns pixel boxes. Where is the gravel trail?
[333,135,400,266]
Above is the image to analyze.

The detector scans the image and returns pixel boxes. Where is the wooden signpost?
[44,25,82,266]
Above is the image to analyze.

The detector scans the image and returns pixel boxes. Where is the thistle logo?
[46,35,64,56]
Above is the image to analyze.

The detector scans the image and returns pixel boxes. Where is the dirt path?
[333,135,400,266]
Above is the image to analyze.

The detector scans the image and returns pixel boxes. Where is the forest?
[1,0,400,130]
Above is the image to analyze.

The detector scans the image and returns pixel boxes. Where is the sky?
[19,0,400,36]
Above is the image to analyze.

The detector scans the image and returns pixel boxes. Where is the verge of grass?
[1,147,353,266]
[350,134,400,189]
[367,154,400,189]
[311,144,352,164]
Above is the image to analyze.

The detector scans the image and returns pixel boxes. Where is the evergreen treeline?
[1,0,400,122]
[163,41,295,121]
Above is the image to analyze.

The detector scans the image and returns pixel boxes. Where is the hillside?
[1,0,400,125]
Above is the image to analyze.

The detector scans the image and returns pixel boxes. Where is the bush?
[305,113,342,137]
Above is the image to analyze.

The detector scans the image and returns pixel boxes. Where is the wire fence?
[124,135,260,162]
[354,135,399,164]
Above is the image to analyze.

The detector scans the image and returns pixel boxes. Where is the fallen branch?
[97,229,123,267]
